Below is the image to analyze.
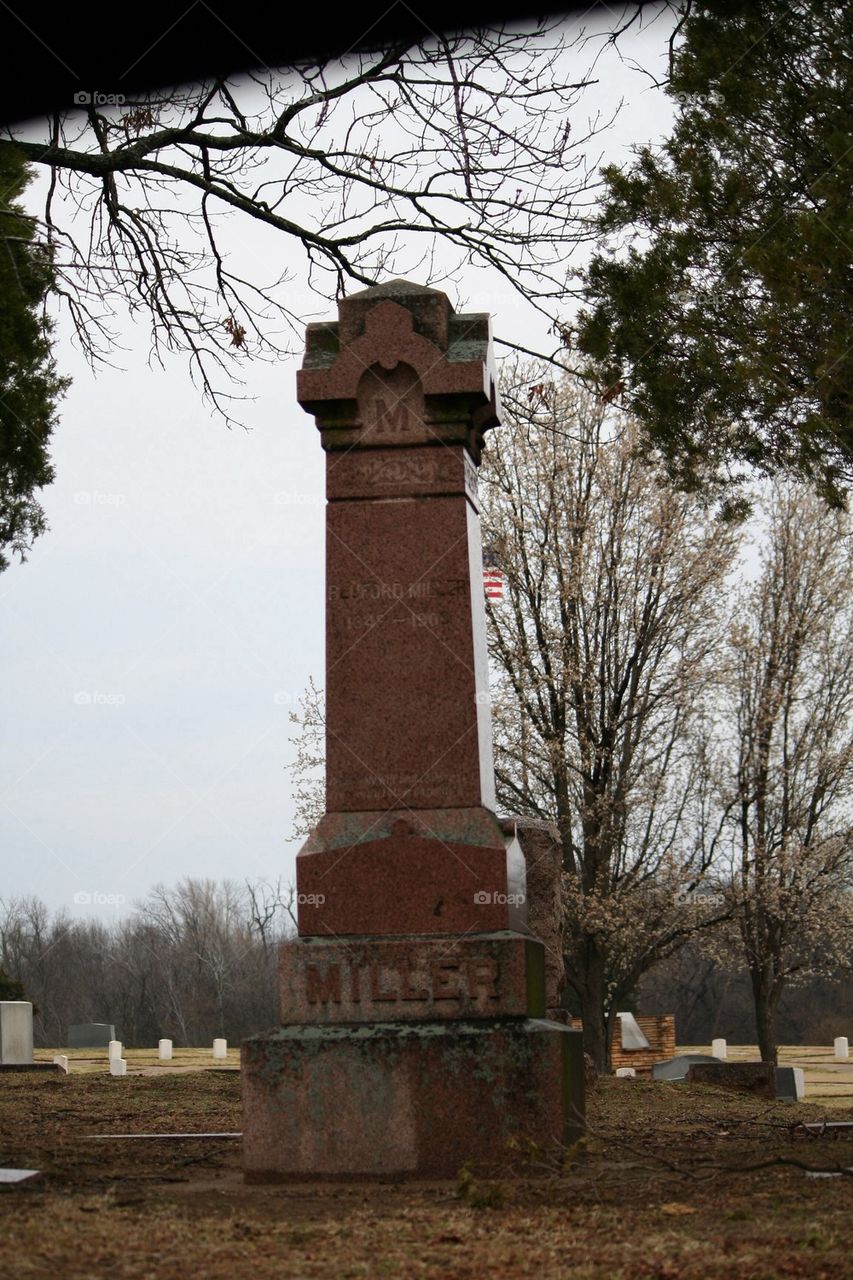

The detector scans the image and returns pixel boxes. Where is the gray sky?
[0,16,674,920]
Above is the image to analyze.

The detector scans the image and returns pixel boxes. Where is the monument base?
[241,1018,584,1182]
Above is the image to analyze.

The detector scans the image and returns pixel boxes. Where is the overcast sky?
[0,13,675,920]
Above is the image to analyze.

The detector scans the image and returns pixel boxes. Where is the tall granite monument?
[241,280,583,1180]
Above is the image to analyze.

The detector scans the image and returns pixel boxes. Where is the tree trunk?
[577,946,610,1073]
[750,968,780,1065]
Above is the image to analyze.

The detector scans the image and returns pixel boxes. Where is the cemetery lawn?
[0,1070,851,1279]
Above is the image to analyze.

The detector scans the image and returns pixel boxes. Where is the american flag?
[483,548,504,604]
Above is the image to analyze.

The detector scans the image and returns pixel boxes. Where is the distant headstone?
[835,1037,849,1061]
[68,1023,115,1049]
[213,1038,227,1059]
[108,1040,123,1061]
[615,1067,636,1078]
[52,1054,69,1073]
[687,1061,776,1099]
[712,1038,727,1059]
[775,1066,805,1101]
[0,1002,34,1065]
[652,1053,719,1082]
[109,1058,127,1077]
[158,1039,173,1061]
[616,1012,651,1051]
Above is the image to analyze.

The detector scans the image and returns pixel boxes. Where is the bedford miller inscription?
[241,279,584,1180]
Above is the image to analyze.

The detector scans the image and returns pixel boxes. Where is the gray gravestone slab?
[775,1066,805,1101]
[616,1012,651,1050]
[67,1023,115,1049]
[0,1169,40,1183]
[0,1002,34,1064]
[652,1053,720,1082]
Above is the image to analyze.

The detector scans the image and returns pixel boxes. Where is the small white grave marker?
[109,1058,127,1077]
[793,1066,805,1100]
[158,1038,173,1061]
[52,1054,69,1073]
[108,1039,122,1061]
[834,1036,849,1061]
[712,1038,727,1059]
[615,1067,636,1078]
[212,1038,227,1060]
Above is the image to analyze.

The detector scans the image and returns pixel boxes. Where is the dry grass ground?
[679,1044,853,1109]
[2,1051,852,1279]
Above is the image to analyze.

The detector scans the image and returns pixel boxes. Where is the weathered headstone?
[108,1039,122,1061]
[775,1065,805,1101]
[212,1038,227,1060]
[158,1038,173,1061]
[652,1053,720,1082]
[109,1058,127,1077]
[616,1012,651,1051]
[67,1023,115,1049]
[687,1061,776,1099]
[835,1036,849,1061]
[712,1037,727,1059]
[0,1002,33,1065]
[242,280,584,1181]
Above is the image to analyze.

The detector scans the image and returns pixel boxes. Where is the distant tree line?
[641,942,852,1049]
[0,879,294,1048]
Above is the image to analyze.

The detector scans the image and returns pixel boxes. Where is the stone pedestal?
[242,280,583,1179]
[244,1019,584,1182]
[0,1002,34,1065]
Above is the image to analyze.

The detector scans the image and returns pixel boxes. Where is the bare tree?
[3,25,616,420]
[479,363,740,1069]
[0,879,293,1047]
[713,482,853,1063]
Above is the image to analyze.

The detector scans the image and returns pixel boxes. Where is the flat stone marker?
[0,1169,40,1184]
[615,1068,636,1078]
[652,1053,720,1082]
[687,1061,776,1099]
[0,1002,34,1065]
[67,1023,115,1049]
[242,279,584,1182]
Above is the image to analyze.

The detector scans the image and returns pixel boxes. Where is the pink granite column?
[241,280,583,1181]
